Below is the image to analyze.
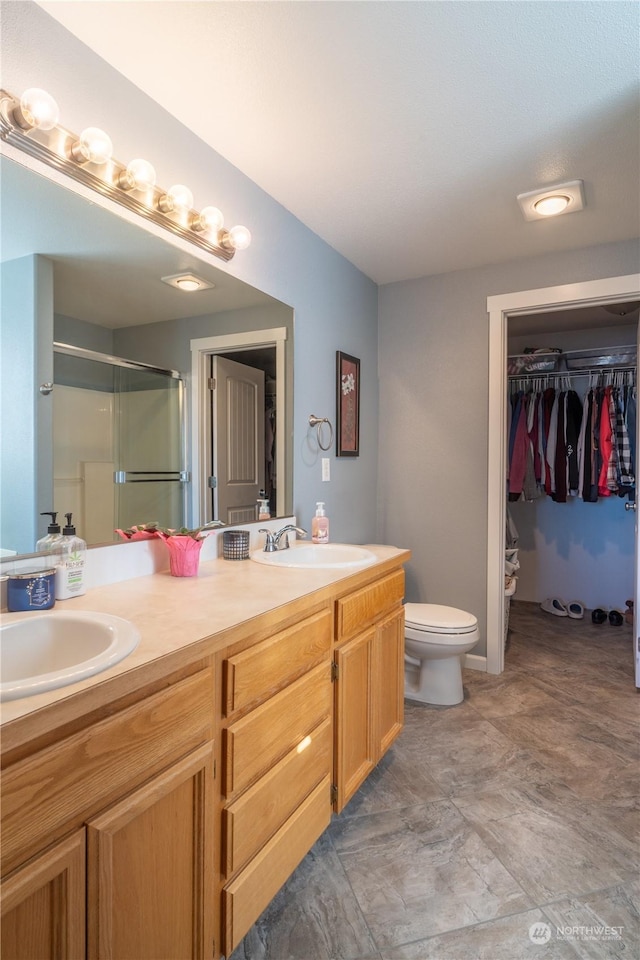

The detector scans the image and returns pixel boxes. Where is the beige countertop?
[1,545,409,736]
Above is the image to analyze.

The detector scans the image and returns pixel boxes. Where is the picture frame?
[336,351,360,457]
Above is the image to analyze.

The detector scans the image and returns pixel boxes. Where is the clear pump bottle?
[55,513,87,599]
[36,511,63,554]
[311,501,329,543]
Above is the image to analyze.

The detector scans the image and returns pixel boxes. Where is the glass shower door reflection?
[53,344,186,544]
[114,366,185,534]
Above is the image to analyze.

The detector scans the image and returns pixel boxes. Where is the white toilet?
[404,603,479,706]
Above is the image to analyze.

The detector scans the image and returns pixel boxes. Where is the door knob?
[625,502,637,512]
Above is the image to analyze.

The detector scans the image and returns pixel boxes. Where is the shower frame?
[53,342,188,538]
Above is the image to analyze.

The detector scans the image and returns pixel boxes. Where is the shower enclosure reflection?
[53,344,186,544]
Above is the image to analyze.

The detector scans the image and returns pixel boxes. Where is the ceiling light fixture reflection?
[161,272,215,292]
[517,180,585,221]
[0,86,251,261]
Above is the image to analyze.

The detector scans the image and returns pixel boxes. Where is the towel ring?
[308,414,334,451]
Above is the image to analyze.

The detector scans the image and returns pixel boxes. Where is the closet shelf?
[508,344,636,378]
[563,344,636,370]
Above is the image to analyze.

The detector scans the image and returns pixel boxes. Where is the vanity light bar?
[0,88,251,262]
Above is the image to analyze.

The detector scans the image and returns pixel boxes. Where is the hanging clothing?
[566,390,582,494]
[507,372,636,505]
[508,393,530,500]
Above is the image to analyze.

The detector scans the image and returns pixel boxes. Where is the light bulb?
[15,88,59,131]
[158,184,194,214]
[176,278,201,292]
[70,127,113,164]
[118,158,157,191]
[533,195,570,217]
[191,205,224,234]
[227,225,252,251]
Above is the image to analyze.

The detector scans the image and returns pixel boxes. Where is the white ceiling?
[36,0,640,286]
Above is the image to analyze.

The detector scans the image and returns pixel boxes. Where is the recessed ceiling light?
[161,272,215,292]
[533,195,570,217]
[517,180,585,221]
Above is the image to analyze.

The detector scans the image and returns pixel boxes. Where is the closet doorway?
[487,274,640,681]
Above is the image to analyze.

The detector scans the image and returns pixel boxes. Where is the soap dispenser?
[55,513,87,599]
[311,501,329,543]
[36,511,63,554]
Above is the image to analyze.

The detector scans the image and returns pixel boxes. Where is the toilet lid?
[404,603,478,635]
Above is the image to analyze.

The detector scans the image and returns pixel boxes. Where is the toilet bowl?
[404,603,479,706]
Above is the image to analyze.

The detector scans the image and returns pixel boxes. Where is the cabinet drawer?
[223,716,331,878]
[223,775,331,956]
[224,608,331,715]
[336,570,404,641]
[224,661,331,798]
[1,668,213,877]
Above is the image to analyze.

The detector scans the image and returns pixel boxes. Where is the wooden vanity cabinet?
[1,553,409,960]
[220,606,333,957]
[1,831,86,960]
[1,663,215,960]
[333,570,405,812]
[86,743,214,960]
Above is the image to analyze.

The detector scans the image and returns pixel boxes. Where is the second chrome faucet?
[259,525,308,552]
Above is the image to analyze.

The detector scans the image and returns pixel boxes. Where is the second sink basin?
[0,611,140,702]
[251,542,377,569]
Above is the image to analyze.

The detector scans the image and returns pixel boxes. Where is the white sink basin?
[0,611,140,702]
[251,542,377,569]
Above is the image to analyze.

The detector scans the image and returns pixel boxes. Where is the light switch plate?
[322,458,330,481]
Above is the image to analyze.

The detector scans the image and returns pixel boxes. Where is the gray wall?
[378,239,639,656]
[113,303,292,374]
[55,314,115,355]
[2,1,379,544]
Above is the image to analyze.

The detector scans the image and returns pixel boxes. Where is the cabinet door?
[1,830,85,960]
[334,628,375,812]
[372,607,405,757]
[87,744,214,960]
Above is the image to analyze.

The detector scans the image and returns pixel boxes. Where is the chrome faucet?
[259,525,307,552]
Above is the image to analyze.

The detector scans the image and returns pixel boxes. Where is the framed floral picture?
[336,351,360,457]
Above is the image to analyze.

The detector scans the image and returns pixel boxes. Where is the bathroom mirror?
[0,156,294,557]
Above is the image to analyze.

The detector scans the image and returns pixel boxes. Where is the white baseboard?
[464,653,487,672]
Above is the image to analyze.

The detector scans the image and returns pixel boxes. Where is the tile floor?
[230,601,639,960]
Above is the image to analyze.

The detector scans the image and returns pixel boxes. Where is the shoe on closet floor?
[625,600,633,625]
[608,610,624,626]
[541,597,568,617]
[567,601,584,619]
[591,608,607,624]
